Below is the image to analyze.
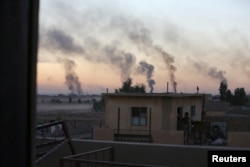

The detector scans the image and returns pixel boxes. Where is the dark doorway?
[177,107,183,130]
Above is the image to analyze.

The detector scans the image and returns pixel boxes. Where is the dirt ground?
[36,101,104,139]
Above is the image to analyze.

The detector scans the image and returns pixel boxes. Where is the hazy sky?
[37,0,250,95]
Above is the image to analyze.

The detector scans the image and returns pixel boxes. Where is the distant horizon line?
[36,92,221,96]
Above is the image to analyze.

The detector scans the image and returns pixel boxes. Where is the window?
[131,107,147,126]
[191,105,196,121]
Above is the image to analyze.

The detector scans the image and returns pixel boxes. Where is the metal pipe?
[117,108,120,135]
[167,82,169,93]
[202,94,205,121]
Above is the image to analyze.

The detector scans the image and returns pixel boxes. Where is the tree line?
[219,81,248,106]
[115,78,146,93]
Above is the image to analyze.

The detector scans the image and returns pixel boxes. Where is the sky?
[37,0,250,95]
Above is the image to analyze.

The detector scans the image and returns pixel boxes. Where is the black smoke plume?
[59,58,83,95]
[157,47,177,92]
[136,61,155,93]
[193,61,227,84]
[41,15,177,91]
[42,27,136,83]
[41,28,84,54]
[102,45,136,82]
[110,17,177,91]
[127,27,177,91]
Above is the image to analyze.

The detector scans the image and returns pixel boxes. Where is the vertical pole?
[110,147,114,162]
[202,94,205,121]
[167,82,169,93]
[149,108,152,135]
[201,94,205,145]
[110,147,115,167]
[62,121,81,167]
[117,108,120,135]
[59,158,64,167]
[62,121,76,155]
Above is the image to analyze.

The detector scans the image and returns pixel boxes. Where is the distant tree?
[219,81,227,101]
[231,88,248,106]
[117,78,146,93]
[225,89,233,103]
[68,96,72,103]
[120,78,133,92]
[132,84,146,93]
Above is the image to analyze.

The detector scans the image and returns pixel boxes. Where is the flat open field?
[37,102,93,114]
[36,100,104,139]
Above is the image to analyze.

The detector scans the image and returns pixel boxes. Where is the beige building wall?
[162,96,203,131]
[95,93,203,144]
[227,132,250,148]
[104,95,164,131]
[152,130,184,144]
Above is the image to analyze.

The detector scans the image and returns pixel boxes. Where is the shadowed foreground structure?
[0,1,39,167]
[36,139,250,167]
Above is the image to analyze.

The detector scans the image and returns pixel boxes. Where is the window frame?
[131,107,147,126]
[190,105,196,120]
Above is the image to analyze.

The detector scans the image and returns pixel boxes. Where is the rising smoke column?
[42,27,137,84]
[40,28,84,94]
[136,61,155,93]
[156,46,177,92]
[126,27,177,92]
[208,68,227,84]
[102,44,136,82]
[193,61,227,84]
[59,58,83,95]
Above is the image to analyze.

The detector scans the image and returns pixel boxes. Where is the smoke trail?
[109,17,177,91]
[156,46,177,92]
[136,61,155,93]
[103,45,136,82]
[42,27,136,82]
[41,28,84,54]
[193,61,227,84]
[208,68,227,84]
[58,58,83,95]
[128,27,177,91]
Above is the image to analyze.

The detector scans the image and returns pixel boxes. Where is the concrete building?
[204,101,250,147]
[94,92,204,144]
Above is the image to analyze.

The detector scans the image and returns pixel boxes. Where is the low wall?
[93,128,113,141]
[36,139,250,167]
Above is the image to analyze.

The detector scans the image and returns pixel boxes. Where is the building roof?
[205,100,229,112]
[226,106,250,116]
[102,92,204,98]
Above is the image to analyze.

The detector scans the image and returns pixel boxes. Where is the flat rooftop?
[102,92,204,98]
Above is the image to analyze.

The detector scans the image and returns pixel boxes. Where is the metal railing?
[60,146,164,167]
[35,120,76,164]
[114,129,151,135]
[113,129,153,143]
